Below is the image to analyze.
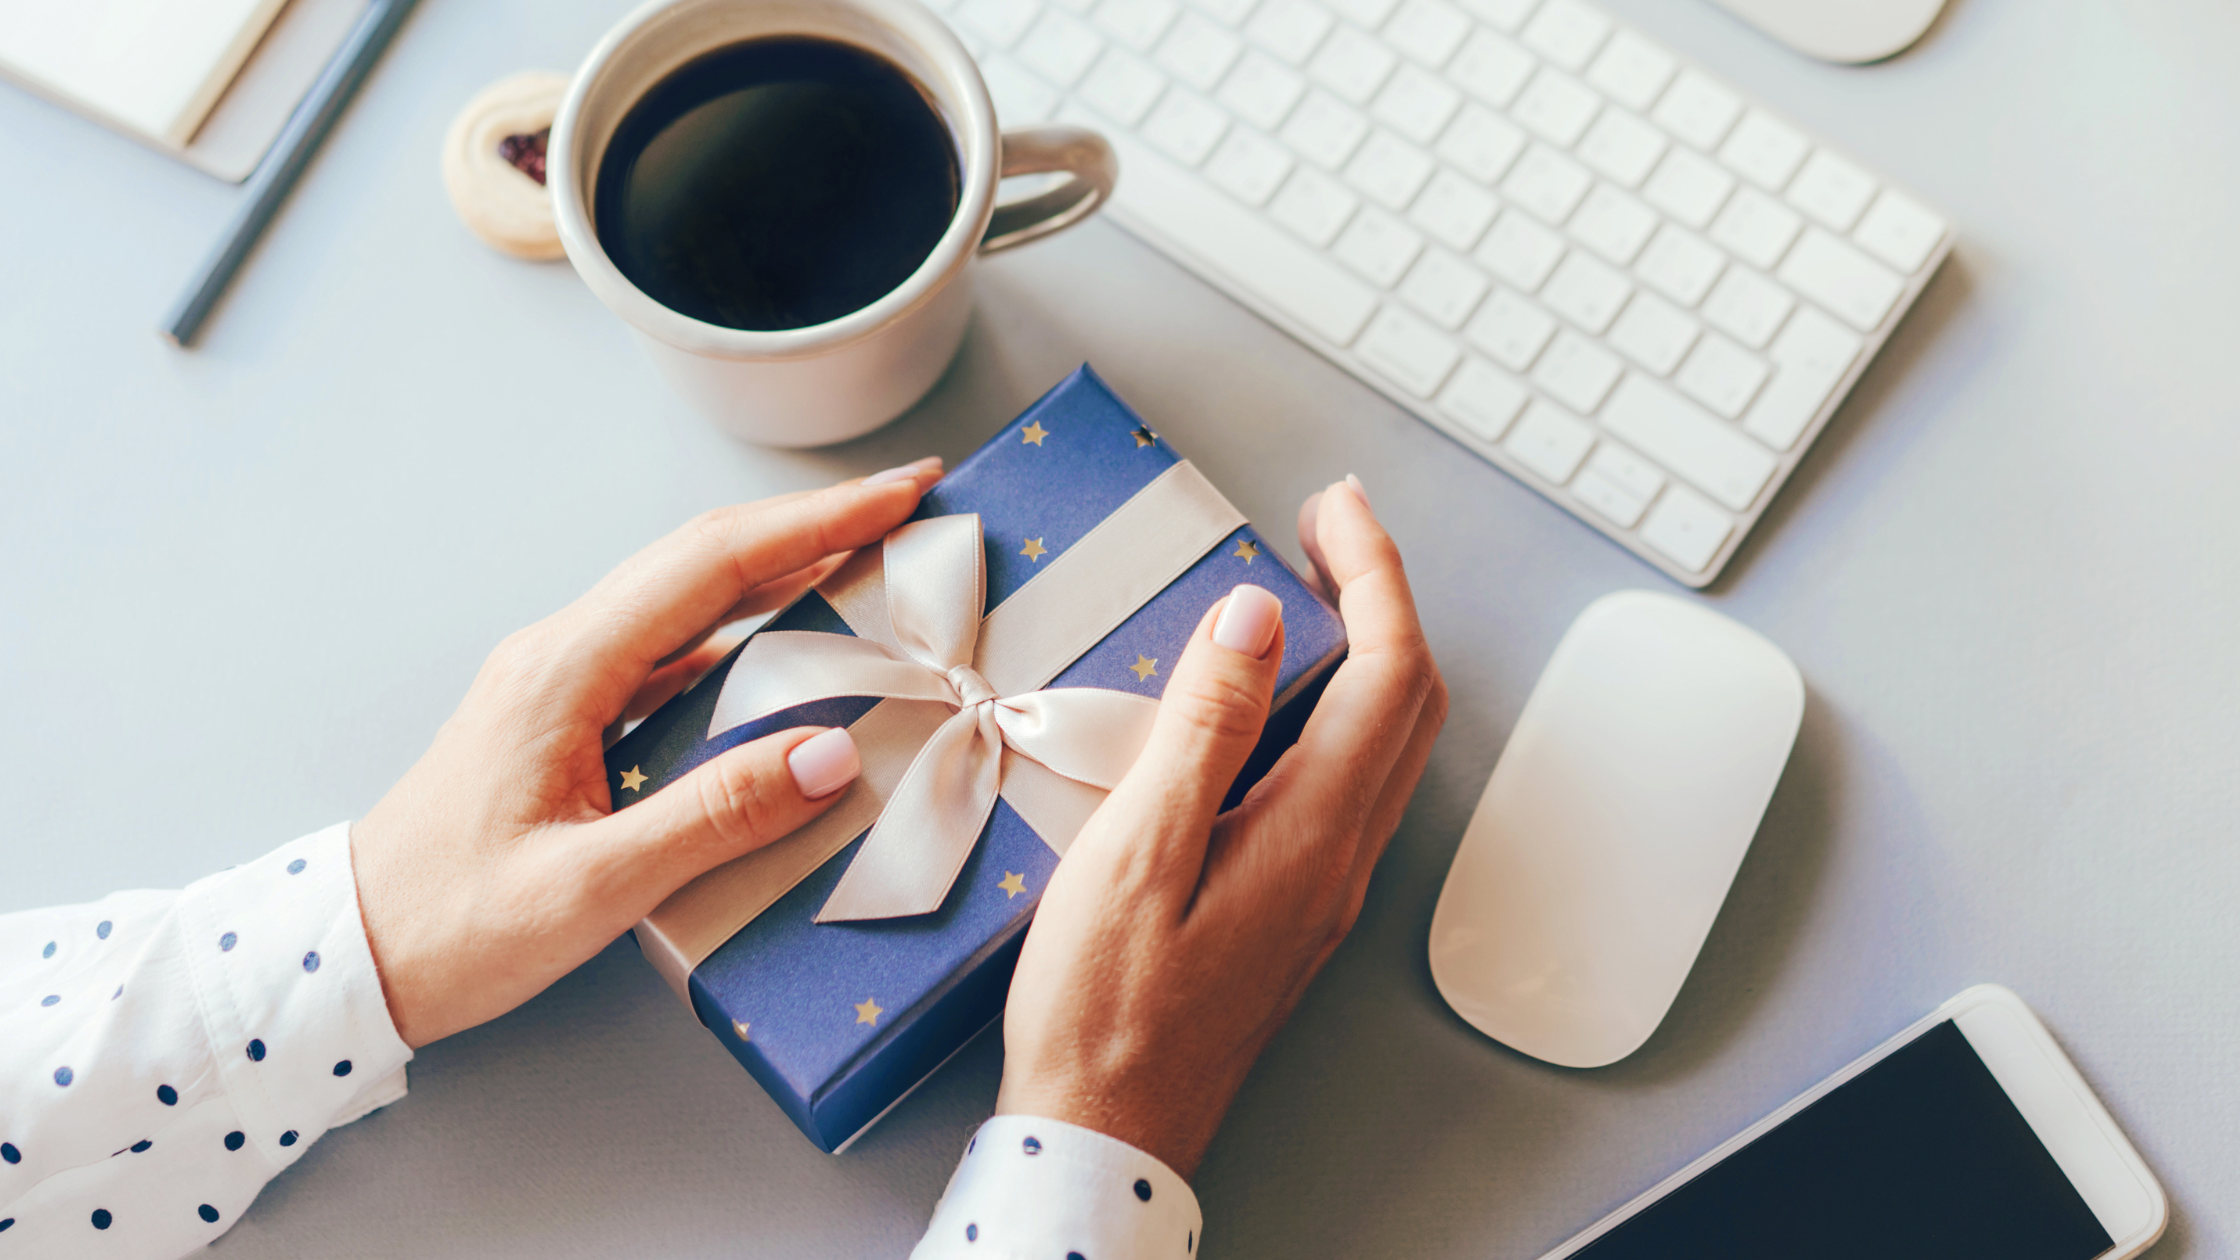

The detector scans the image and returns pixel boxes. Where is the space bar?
[1098,127,1377,347]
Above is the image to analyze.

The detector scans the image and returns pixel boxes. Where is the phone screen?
[1573,1020,2115,1260]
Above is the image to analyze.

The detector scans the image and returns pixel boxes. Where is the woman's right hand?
[997,477,1446,1178]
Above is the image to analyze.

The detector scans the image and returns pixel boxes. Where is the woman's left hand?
[349,459,942,1047]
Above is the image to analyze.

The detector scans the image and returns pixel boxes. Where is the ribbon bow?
[703,513,1162,921]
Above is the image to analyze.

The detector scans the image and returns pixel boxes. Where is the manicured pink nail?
[1345,473,1372,511]
[788,728,861,799]
[864,456,941,486]
[1213,584,1283,658]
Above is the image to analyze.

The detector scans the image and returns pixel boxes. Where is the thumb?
[1103,584,1286,839]
[581,726,862,902]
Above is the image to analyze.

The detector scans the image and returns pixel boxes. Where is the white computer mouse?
[1706,0,1948,64]
[1428,591,1804,1069]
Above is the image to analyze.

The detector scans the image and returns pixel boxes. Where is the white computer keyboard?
[933,0,1953,585]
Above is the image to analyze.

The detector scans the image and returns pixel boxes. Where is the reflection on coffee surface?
[594,37,960,331]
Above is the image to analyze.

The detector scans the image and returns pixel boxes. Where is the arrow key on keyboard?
[1639,484,1733,573]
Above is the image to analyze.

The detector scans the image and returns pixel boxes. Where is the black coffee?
[593,37,961,331]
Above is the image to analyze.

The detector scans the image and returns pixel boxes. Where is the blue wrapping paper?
[604,366,1348,1151]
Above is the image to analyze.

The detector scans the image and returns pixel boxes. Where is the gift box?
[604,365,1348,1151]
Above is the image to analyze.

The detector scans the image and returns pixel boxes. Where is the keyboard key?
[1519,0,1609,72]
[1371,64,1462,143]
[1601,374,1776,509]
[1440,357,1530,440]
[1109,124,1379,343]
[983,57,1060,122]
[1717,109,1809,191]
[1505,400,1596,483]
[1096,0,1182,49]
[1398,247,1491,328]
[1512,67,1601,148]
[1409,168,1499,249]
[1700,267,1793,349]
[1585,29,1674,112]
[1081,50,1170,123]
[1457,0,1536,32]
[1144,88,1232,164]
[1245,0,1334,63]
[1639,484,1732,572]
[1358,304,1462,395]
[1707,185,1801,270]
[1328,0,1401,27]
[1282,90,1371,166]
[1435,103,1527,183]
[1852,188,1946,273]
[1475,209,1567,290]
[1785,149,1875,231]
[1576,108,1666,188]
[1502,144,1592,223]
[961,0,1043,46]
[1385,0,1471,67]
[1541,250,1632,333]
[1269,163,1362,244]
[1308,26,1399,103]
[1779,228,1902,330]
[1334,205,1427,285]
[1157,13,1245,88]
[1531,327,1624,411]
[1020,10,1109,84]
[1587,440,1666,499]
[1651,69,1741,151]
[1642,146,1734,229]
[1571,469,1650,527]
[1218,50,1307,128]
[1447,29,1535,107]
[1673,332,1769,418]
[1741,304,1859,449]
[1190,0,1260,24]
[1344,130,1436,208]
[1568,184,1656,264]
[1635,223,1725,306]
[1605,290,1699,374]
[1464,287,1558,370]
[1207,126,1296,203]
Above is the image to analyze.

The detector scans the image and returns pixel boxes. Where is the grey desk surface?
[4,0,2237,1254]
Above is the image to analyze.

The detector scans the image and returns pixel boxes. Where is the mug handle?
[980,126,1119,254]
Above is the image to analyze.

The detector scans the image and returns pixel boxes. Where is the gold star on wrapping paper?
[1021,537,1049,562]
[1233,539,1260,564]
[998,871,1028,899]
[1021,421,1050,446]
[733,1020,751,1041]
[1131,426,1158,448]
[854,998,884,1026]
[618,766,648,792]
[1129,655,1159,682]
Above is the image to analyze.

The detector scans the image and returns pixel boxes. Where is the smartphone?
[1542,985,2167,1260]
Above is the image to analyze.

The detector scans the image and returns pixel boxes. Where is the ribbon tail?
[706,632,956,740]
[817,706,1004,922]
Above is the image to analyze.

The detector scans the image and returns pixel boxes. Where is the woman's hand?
[998,477,1446,1178]
[349,459,944,1048]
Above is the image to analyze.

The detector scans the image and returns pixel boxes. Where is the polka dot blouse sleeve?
[912,1115,1203,1260]
[0,823,413,1257]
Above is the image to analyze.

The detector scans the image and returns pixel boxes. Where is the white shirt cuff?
[913,1115,1203,1260]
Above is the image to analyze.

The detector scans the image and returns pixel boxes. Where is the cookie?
[442,71,571,260]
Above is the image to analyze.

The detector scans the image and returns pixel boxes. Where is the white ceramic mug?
[550,0,1117,447]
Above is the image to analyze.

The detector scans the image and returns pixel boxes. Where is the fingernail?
[787,728,861,799]
[1345,473,1372,511]
[864,456,941,486]
[1213,584,1283,658]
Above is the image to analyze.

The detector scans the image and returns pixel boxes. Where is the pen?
[160,0,417,347]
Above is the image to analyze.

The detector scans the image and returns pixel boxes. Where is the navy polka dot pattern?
[97,919,113,939]
[2,1142,19,1163]
[41,941,56,958]
[112,985,123,1000]
[0,1217,12,1231]
[40,994,59,1007]
[199,1204,222,1223]
[1134,1178,1152,1201]
[91,1208,112,1230]
[220,931,238,952]
[333,1059,352,1077]
[224,1131,246,1152]
[1068,1252,1086,1260]
[287,858,307,874]
[157,1084,179,1106]
[965,1223,978,1241]
[131,1140,152,1153]
[919,1116,1202,1260]
[303,950,322,973]
[280,1130,300,1147]
[246,1039,266,1062]
[1023,1136,1043,1155]
[53,1066,74,1087]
